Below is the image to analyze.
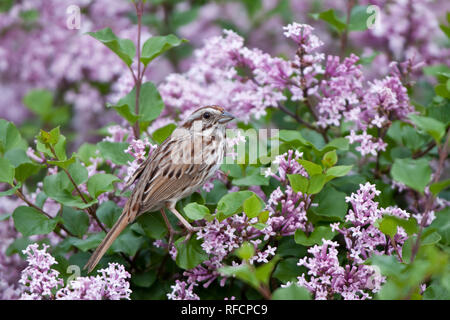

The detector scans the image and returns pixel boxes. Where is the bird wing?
[132,133,211,214]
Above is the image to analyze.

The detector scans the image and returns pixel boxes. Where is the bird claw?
[183,227,201,244]
[167,229,181,249]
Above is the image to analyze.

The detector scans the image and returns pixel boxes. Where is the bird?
[83,106,235,273]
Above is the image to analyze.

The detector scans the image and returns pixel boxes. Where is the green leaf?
[325,137,349,150]
[97,201,122,228]
[87,28,136,66]
[307,174,326,194]
[310,9,346,33]
[242,0,262,18]
[429,207,450,245]
[367,254,405,277]
[297,159,322,176]
[15,162,43,182]
[287,174,308,193]
[424,283,450,300]
[13,206,59,236]
[36,127,67,160]
[376,216,418,237]
[169,8,199,29]
[98,141,134,166]
[391,158,432,193]
[436,83,450,98]
[322,150,337,168]
[216,191,253,220]
[108,82,164,125]
[273,257,304,283]
[0,119,27,155]
[219,264,259,289]
[23,89,53,117]
[87,173,120,199]
[152,123,176,144]
[326,165,353,179]
[4,148,30,167]
[255,256,279,286]
[38,127,60,145]
[421,229,441,246]
[272,284,311,300]
[0,158,15,185]
[348,5,371,31]
[0,213,11,221]
[47,155,76,170]
[174,236,208,270]
[67,161,89,186]
[6,237,33,258]
[312,186,348,221]
[236,242,255,261]
[183,202,209,220]
[141,34,186,66]
[294,226,337,246]
[137,212,167,239]
[430,179,450,196]
[111,228,143,256]
[61,206,89,237]
[43,172,96,209]
[243,194,262,219]
[232,174,269,186]
[71,233,105,252]
[131,271,156,288]
[77,143,97,165]
[408,114,446,144]
[278,130,308,145]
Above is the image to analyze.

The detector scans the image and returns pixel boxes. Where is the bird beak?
[219,111,235,123]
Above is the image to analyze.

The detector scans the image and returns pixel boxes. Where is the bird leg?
[166,203,201,243]
[159,208,179,248]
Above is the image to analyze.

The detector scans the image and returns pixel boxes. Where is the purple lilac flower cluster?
[333,183,410,263]
[293,239,385,300]
[158,22,414,157]
[290,183,412,300]
[19,243,131,300]
[158,29,292,124]
[282,24,413,156]
[355,0,450,68]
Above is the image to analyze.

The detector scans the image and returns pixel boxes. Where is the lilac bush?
[0,0,449,301]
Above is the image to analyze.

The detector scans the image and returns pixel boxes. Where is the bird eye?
[203,112,211,119]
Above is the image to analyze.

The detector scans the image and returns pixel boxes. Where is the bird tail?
[83,193,141,273]
[83,212,129,273]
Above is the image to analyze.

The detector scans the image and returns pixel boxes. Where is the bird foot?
[183,227,201,244]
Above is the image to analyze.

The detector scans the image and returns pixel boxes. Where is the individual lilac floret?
[167,280,200,300]
[19,244,63,300]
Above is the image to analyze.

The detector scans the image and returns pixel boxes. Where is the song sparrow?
[84,106,235,273]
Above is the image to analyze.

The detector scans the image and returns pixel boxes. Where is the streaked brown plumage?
[84,106,234,273]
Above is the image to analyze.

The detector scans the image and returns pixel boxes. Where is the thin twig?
[47,145,107,233]
[412,141,436,159]
[278,103,315,130]
[14,188,73,238]
[132,0,144,139]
